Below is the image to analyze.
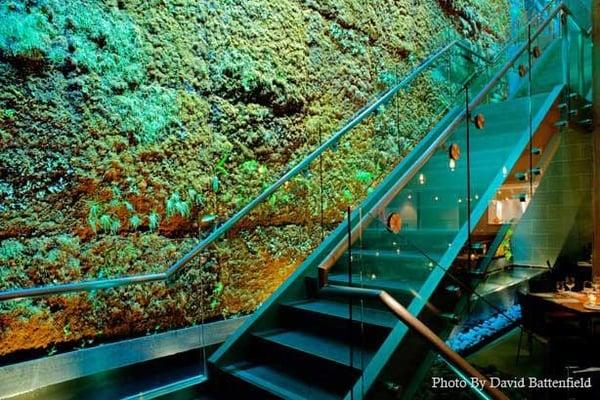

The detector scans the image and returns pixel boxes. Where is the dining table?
[529,291,600,314]
[528,291,600,338]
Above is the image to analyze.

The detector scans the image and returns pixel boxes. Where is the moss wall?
[0,0,509,358]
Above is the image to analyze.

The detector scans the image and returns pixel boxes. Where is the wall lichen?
[0,0,510,357]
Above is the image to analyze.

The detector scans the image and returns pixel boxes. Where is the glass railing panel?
[464,30,532,280]
[566,0,591,33]
[582,30,592,99]
[566,17,582,97]
[565,12,591,101]
[336,93,470,302]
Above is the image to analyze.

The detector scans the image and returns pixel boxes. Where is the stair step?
[282,298,397,329]
[350,248,439,261]
[222,361,342,400]
[328,273,424,296]
[253,328,375,369]
[359,227,456,247]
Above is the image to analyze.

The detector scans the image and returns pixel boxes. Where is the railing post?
[528,24,534,198]
[592,0,600,278]
[346,206,355,394]
[465,85,473,272]
[578,25,585,96]
[561,9,571,114]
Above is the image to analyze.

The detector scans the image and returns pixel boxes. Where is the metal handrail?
[321,285,509,400]
[317,2,580,280]
[0,40,485,302]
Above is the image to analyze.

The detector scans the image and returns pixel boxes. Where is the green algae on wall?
[0,0,509,357]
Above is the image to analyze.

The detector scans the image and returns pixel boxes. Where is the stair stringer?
[346,84,564,400]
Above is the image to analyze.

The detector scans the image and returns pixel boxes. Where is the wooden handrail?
[321,285,509,400]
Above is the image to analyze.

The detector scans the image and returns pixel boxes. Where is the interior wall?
[511,127,593,267]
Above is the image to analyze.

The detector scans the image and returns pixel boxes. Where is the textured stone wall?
[0,0,509,357]
[512,127,593,267]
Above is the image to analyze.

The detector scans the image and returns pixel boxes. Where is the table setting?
[531,276,600,312]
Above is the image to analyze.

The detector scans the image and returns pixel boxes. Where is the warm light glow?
[449,158,456,170]
[419,173,425,184]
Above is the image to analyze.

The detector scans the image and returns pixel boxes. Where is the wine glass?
[583,281,593,294]
[556,281,566,294]
[565,276,576,292]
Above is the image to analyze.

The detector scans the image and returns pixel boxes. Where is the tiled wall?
[512,127,593,267]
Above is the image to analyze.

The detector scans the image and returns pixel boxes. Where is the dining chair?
[516,291,550,365]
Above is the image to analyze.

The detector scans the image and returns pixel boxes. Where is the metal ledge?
[0,317,246,399]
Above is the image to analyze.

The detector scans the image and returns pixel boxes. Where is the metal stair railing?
[316,1,589,285]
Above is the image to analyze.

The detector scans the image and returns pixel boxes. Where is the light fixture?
[419,173,425,185]
[518,64,527,77]
[449,159,456,170]
[533,46,542,58]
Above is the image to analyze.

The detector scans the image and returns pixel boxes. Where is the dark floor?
[467,328,600,400]
[467,327,543,377]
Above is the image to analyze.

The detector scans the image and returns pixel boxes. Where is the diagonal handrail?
[0,40,485,302]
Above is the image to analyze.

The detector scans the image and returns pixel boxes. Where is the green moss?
[355,170,373,184]
[105,86,179,144]
[129,215,142,230]
[0,0,512,356]
[0,3,52,61]
[87,201,102,233]
[148,212,160,231]
[98,214,112,233]
[0,239,25,261]
[166,192,190,219]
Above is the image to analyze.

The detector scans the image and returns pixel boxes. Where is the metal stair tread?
[348,248,439,260]
[282,298,397,328]
[253,328,375,369]
[222,361,341,400]
[328,273,424,294]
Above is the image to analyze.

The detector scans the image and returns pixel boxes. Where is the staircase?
[199,3,592,400]
[0,2,593,400]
